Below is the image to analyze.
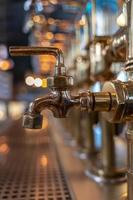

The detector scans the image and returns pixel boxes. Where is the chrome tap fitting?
[80,91,116,113]
[89,29,126,78]
[80,80,133,123]
[22,91,80,129]
[9,47,133,128]
[9,46,133,129]
[9,46,78,129]
[10,46,64,67]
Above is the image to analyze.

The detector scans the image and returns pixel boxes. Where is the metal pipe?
[91,0,96,38]
[92,29,126,63]
[80,91,117,112]
[100,115,116,176]
[125,0,133,199]
[22,92,60,129]
[111,28,126,52]
[86,112,96,154]
[107,28,127,62]
[28,92,60,115]
[126,0,133,71]
[23,90,80,129]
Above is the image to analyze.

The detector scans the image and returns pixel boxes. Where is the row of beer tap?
[8,0,133,199]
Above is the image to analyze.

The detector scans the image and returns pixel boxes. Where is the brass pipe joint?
[80,91,116,112]
[106,28,127,62]
[80,80,133,123]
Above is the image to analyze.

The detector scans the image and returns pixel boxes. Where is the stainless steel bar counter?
[0,117,127,200]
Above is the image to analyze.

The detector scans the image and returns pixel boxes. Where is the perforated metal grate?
[0,132,73,200]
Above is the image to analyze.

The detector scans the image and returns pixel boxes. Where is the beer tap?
[82,0,128,183]
[9,41,127,183]
[9,46,79,129]
[89,28,126,81]
[9,44,128,186]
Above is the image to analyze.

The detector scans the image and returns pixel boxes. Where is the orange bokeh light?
[39,55,56,73]
[0,60,12,71]
[40,155,48,167]
[0,143,9,154]
[45,32,54,40]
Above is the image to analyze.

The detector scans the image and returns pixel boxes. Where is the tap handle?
[9,46,74,88]
[93,36,112,45]
[9,46,64,65]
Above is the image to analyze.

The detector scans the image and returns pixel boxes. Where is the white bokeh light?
[25,76,34,86]
[34,78,42,87]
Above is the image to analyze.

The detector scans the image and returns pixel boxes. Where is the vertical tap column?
[126,0,133,199]
[121,0,133,200]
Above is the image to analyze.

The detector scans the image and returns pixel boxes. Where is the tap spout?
[23,91,80,129]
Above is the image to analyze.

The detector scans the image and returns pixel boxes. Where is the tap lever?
[10,46,74,88]
[9,46,64,66]
[93,36,112,45]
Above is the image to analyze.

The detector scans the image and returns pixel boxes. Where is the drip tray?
[0,130,73,200]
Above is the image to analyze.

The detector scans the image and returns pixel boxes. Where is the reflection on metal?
[85,140,127,184]
[79,80,133,122]
[88,29,126,77]
[42,117,48,130]
[85,116,127,184]
[50,117,127,200]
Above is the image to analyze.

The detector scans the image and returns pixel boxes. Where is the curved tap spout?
[23,91,80,129]
[9,46,76,129]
